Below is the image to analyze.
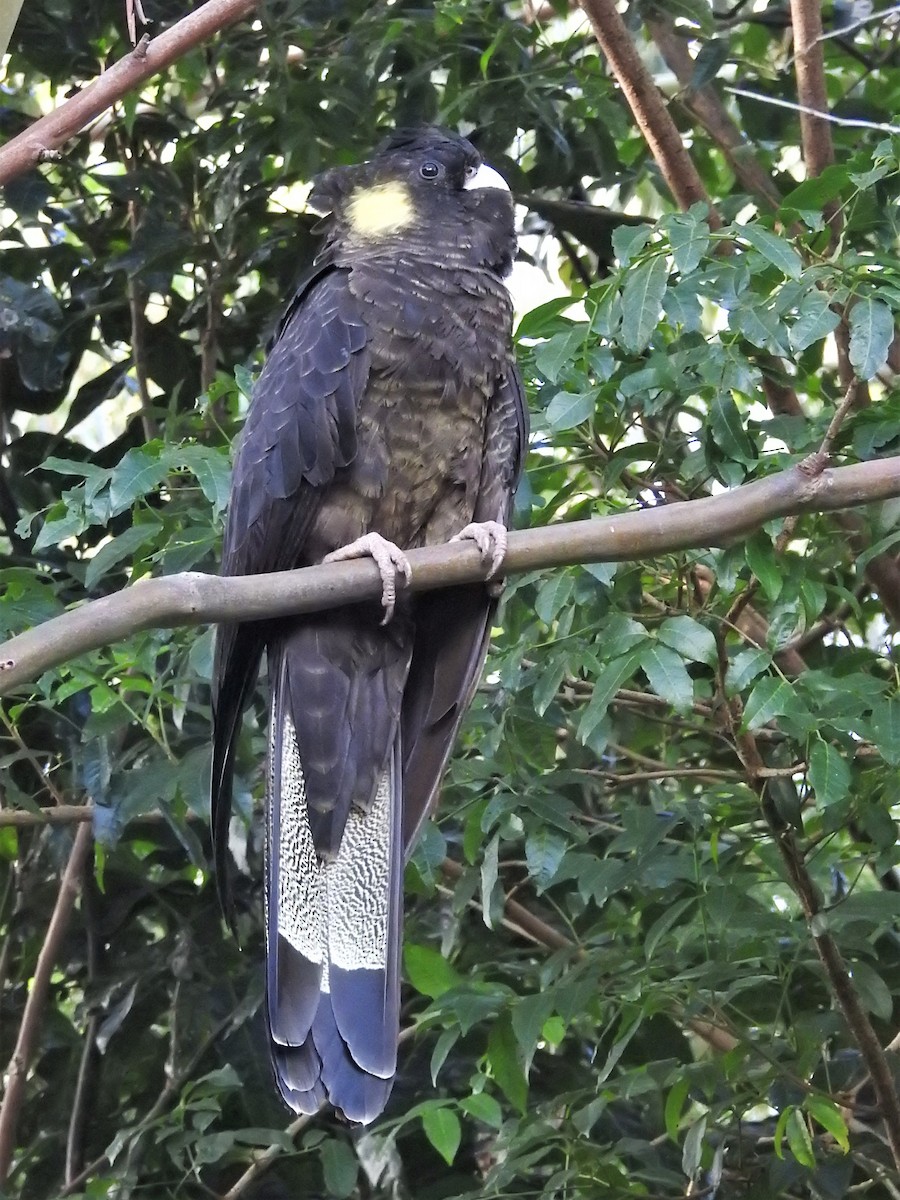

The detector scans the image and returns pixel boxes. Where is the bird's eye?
[419,161,441,179]
[465,164,478,179]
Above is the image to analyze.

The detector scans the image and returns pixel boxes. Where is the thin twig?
[220,1114,315,1200]
[726,702,900,1172]
[440,857,575,952]
[800,380,860,477]
[60,1009,232,1195]
[0,822,93,1185]
[725,87,900,136]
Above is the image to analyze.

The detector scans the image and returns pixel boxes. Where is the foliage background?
[2,0,900,1196]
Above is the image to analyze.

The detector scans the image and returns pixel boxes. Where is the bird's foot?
[324,533,412,624]
[451,521,508,585]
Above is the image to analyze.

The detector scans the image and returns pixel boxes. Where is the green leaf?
[578,651,641,743]
[320,1139,358,1198]
[742,677,796,731]
[41,457,112,492]
[525,827,567,890]
[849,297,894,380]
[598,1010,643,1084]
[516,296,577,339]
[665,1075,690,1142]
[665,212,710,275]
[404,943,461,999]
[682,1113,707,1178]
[545,388,597,430]
[108,446,171,515]
[790,292,840,353]
[533,326,587,382]
[612,223,651,266]
[179,445,232,517]
[690,37,729,91]
[657,615,717,666]
[533,654,567,717]
[421,1106,461,1165]
[430,1027,459,1085]
[640,644,693,712]
[871,698,900,765]
[511,990,555,1071]
[808,739,850,808]
[620,256,668,352]
[729,303,791,357]
[84,520,161,590]
[480,832,500,928]
[805,1095,850,1154]
[741,225,803,278]
[774,1105,793,1160]
[727,647,771,694]
[32,504,85,552]
[780,165,848,212]
[461,1092,503,1128]
[534,572,574,624]
[709,393,756,466]
[744,532,783,602]
[849,959,893,1020]
[785,1107,815,1169]
[598,614,648,658]
[487,1013,527,1112]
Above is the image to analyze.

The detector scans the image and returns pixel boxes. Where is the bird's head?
[311,127,515,275]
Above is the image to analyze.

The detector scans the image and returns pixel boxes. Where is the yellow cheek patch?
[346,182,415,238]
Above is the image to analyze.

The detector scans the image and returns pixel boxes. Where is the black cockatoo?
[211,128,527,1124]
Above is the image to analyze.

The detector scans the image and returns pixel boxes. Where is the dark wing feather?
[211,265,371,920]
[401,362,529,853]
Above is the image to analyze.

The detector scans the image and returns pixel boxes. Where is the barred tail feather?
[266,661,403,1123]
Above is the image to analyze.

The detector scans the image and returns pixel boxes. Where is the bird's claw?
[451,521,508,581]
[324,533,412,624]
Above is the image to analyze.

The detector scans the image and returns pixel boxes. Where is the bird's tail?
[265,651,404,1124]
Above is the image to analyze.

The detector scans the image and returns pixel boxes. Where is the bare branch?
[790,0,840,190]
[0,0,261,188]
[2,457,899,696]
[0,823,93,1185]
[220,1114,315,1200]
[577,0,720,221]
[646,17,784,212]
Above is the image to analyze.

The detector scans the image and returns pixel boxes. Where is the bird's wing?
[401,361,529,853]
[211,264,371,921]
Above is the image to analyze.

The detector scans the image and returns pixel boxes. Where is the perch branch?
[2,457,900,695]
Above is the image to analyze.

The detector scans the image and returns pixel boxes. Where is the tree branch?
[2,457,899,695]
[645,16,784,211]
[577,0,720,220]
[0,0,260,188]
[724,689,900,1171]
[0,822,93,1186]
[790,0,837,187]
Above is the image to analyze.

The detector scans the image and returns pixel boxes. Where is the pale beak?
[464,163,510,192]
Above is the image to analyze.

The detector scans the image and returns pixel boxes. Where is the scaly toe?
[452,521,509,581]
[323,533,411,622]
